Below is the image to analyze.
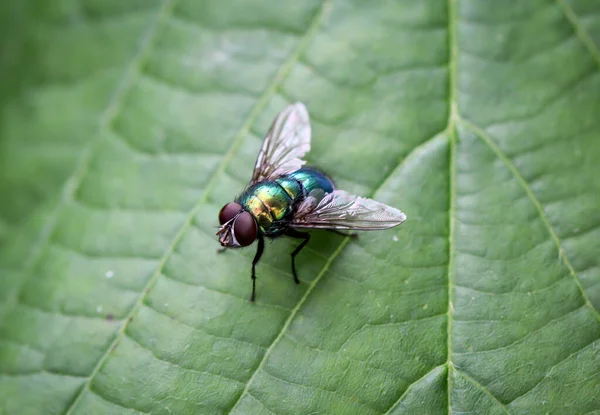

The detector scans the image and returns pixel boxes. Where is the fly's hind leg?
[250,235,265,302]
[285,229,311,284]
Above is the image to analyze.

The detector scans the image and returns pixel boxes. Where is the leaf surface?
[1,0,600,414]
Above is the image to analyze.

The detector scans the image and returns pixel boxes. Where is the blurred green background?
[1,0,599,414]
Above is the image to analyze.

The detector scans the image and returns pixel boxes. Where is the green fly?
[217,103,406,301]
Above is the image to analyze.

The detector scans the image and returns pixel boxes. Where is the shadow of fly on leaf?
[216,103,406,302]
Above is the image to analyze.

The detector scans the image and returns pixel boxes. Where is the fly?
[216,103,406,301]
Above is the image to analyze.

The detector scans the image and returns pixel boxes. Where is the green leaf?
[1,0,599,414]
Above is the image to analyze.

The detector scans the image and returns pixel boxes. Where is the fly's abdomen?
[287,167,335,197]
[274,176,303,200]
[237,182,294,234]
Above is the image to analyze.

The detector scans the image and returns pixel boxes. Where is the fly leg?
[285,229,311,284]
[250,235,265,302]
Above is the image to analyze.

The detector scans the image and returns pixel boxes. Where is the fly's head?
[216,202,258,248]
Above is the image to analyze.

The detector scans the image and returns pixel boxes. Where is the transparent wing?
[291,190,407,231]
[250,102,311,184]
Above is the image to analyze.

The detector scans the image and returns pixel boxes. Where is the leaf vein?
[382,365,447,415]
[462,119,600,320]
[244,392,279,415]
[87,385,150,414]
[124,332,245,385]
[446,0,459,413]
[455,368,511,414]
[0,0,176,327]
[143,303,267,351]
[64,1,336,412]
[0,338,45,355]
[506,337,600,405]
[556,0,600,70]
[481,65,599,129]
[284,333,406,380]
[0,370,87,380]
[14,300,124,322]
[227,129,450,413]
[260,367,381,413]
[453,274,568,297]
[454,305,586,355]
[159,268,293,312]
[140,65,264,99]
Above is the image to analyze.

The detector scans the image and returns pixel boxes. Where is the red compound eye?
[219,202,242,225]
[233,211,257,247]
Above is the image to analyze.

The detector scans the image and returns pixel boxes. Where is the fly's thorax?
[240,194,271,231]
[237,182,294,232]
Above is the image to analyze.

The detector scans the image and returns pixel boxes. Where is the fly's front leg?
[285,229,311,284]
[250,235,265,302]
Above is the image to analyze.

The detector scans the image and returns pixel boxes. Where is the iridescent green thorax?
[236,168,335,236]
[237,182,292,233]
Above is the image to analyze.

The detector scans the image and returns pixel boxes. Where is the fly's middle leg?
[285,229,311,284]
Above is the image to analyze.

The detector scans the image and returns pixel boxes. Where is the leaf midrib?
[446,0,458,412]
[443,0,600,412]
[4,0,599,413]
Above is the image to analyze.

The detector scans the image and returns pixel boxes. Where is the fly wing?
[250,102,311,184]
[291,190,407,231]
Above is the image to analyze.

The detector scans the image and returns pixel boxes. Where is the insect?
[217,102,406,301]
